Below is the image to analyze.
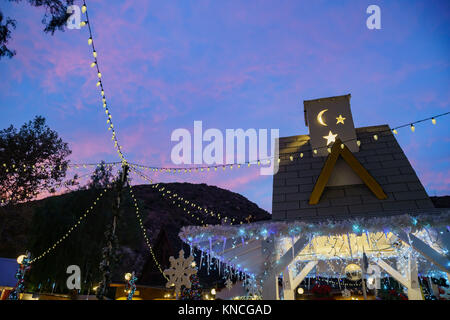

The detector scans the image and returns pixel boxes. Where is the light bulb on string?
[410,124,415,132]
[392,129,398,135]
[432,118,436,125]
[93,51,97,58]
[81,5,87,13]
[88,37,92,45]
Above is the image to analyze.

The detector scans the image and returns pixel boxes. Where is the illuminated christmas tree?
[179,274,202,300]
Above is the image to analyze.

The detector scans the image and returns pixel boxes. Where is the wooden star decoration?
[336,114,346,124]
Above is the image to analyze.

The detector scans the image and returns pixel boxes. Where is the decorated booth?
[179,94,450,300]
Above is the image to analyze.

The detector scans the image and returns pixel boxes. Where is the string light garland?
[28,185,112,264]
[81,0,127,163]
[130,167,246,226]
[125,111,449,171]
[128,184,169,281]
[3,112,444,178]
[129,168,211,226]
[0,161,120,176]
[0,166,104,205]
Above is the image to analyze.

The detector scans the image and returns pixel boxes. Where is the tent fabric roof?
[179,210,449,278]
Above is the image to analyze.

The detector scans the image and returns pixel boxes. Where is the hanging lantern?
[344,264,362,281]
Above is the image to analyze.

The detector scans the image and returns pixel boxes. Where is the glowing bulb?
[80,21,87,27]
[392,129,398,135]
[432,118,436,125]
[90,62,96,68]
[373,134,378,141]
[313,149,317,154]
[356,140,361,147]
[340,143,344,149]
[297,288,304,295]
[410,124,415,132]
[17,254,27,265]
[277,158,280,163]
[81,5,87,13]
[93,51,97,58]
[327,148,331,153]
[211,288,216,295]
[289,156,293,161]
[97,72,102,78]
[300,153,303,158]
[96,81,101,87]
[88,38,92,45]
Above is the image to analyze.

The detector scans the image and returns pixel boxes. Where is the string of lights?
[29,184,113,264]
[127,184,169,281]
[127,111,449,171]
[81,1,127,164]
[0,161,120,175]
[130,167,244,226]
[129,168,211,226]
[2,112,447,175]
[0,168,97,205]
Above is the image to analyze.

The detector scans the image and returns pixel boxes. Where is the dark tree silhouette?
[0,0,74,59]
[87,161,114,189]
[0,116,71,205]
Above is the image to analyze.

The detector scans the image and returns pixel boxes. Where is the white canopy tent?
[180,211,450,300]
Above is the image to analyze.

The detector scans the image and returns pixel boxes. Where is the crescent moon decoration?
[317,109,328,126]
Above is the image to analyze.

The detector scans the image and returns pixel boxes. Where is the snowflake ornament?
[163,250,197,295]
[225,278,233,290]
[341,289,351,298]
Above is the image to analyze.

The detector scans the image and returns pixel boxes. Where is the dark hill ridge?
[128,182,271,257]
[0,182,271,284]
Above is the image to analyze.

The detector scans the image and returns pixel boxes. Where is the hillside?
[0,183,270,290]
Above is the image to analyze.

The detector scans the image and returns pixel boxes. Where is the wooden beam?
[394,230,450,274]
[309,139,387,204]
[309,140,340,204]
[261,236,311,299]
[375,259,410,288]
[340,146,387,200]
[291,260,318,290]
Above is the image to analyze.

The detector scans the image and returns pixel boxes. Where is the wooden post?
[96,164,129,300]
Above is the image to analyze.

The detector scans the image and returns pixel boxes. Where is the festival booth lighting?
[180,94,450,300]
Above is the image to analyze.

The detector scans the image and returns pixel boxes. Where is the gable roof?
[309,138,387,205]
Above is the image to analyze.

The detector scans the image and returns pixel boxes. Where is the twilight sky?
[0,0,449,212]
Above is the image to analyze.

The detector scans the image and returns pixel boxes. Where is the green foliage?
[0,116,71,206]
[1,0,74,59]
[86,161,114,190]
[0,11,16,58]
